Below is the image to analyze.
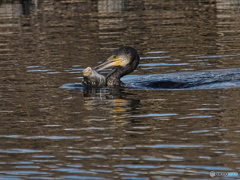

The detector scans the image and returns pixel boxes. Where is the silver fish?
[82,67,106,87]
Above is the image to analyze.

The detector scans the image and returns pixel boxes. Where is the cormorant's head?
[94,46,140,76]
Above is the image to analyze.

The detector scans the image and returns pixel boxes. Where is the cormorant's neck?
[106,67,124,87]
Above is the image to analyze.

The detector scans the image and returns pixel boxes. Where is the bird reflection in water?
[83,88,140,122]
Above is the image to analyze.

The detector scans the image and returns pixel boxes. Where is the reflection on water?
[0,0,240,179]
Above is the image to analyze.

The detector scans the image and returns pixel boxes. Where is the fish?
[82,67,106,87]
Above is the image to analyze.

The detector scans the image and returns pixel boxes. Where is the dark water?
[1,0,240,179]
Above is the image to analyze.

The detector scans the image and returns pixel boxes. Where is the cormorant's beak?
[94,56,121,72]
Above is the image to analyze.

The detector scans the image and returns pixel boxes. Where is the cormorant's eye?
[112,55,117,59]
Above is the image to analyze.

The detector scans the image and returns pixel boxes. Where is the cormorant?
[79,46,240,90]
[82,46,184,88]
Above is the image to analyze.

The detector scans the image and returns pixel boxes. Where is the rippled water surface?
[1,0,240,179]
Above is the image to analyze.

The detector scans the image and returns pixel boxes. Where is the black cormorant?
[79,46,240,90]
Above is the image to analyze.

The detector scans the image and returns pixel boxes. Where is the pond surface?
[1,0,240,179]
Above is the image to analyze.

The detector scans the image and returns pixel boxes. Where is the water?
[1,0,240,179]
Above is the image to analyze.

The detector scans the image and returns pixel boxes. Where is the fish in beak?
[94,55,122,72]
[82,67,106,87]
